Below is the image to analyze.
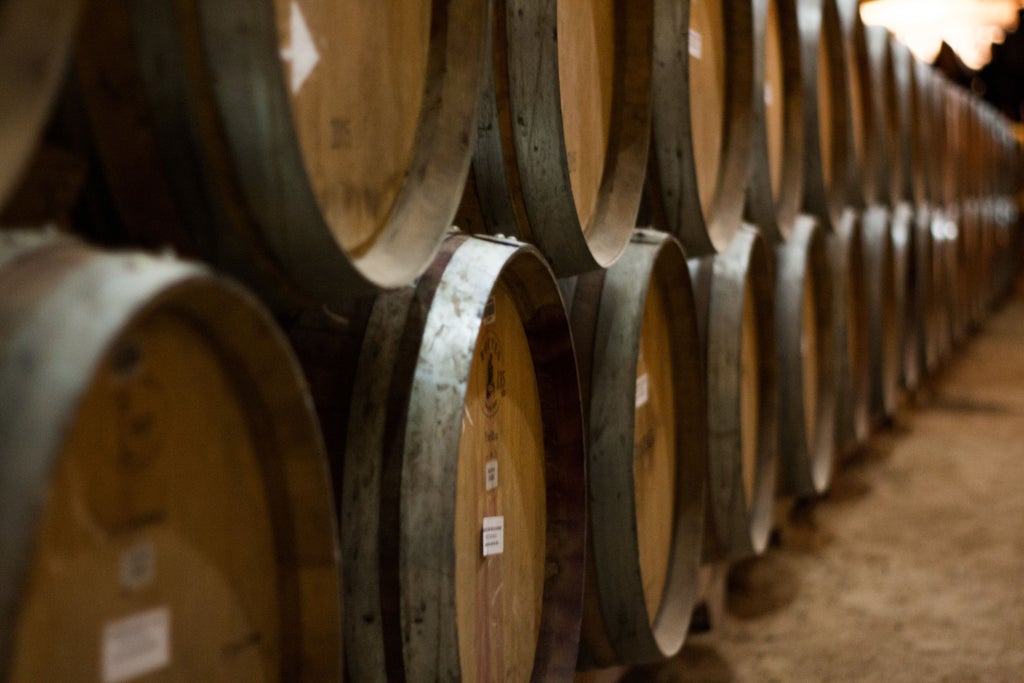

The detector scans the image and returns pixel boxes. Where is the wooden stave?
[469,0,654,276]
[648,0,756,256]
[892,202,920,393]
[890,38,927,209]
[569,229,708,667]
[795,0,850,233]
[77,0,488,304]
[863,25,902,210]
[861,205,901,422]
[831,209,871,456]
[744,0,805,244]
[689,226,778,561]
[341,234,586,682]
[775,216,836,497]
[834,0,876,208]
[0,0,81,209]
[913,206,937,380]
[0,231,342,681]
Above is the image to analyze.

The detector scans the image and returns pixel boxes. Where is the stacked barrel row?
[0,0,1020,681]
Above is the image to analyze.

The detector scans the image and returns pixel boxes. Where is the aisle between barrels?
[635,281,1024,681]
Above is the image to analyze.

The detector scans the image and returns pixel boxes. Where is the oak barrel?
[832,211,871,456]
[744,0,804,242]
[862,206,901,422]
[566,230,707,667]
[776,217,836,496]
[0,1,80,208]
[342,234,585,682]
[689,226,778,560]
[795,0,849,231]
[649,0,755,255]
[77,0,487,303]
[0,231,341,681]
[863,24,902,209]
[835,0,877,207]
[466,0,653,275]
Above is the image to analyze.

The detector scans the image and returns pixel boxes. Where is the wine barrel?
[77,0,487,304]
[689,227,777,560]
[931,217,959,364]
[835,0,877,207]
[891,201,920,392]
[832,211,871,457]
[465,0,653,275]
[744,0,836,494]
[566,230,707,667]
[945,87,973,345]
[863,25,902,209]
[914,206,937,378]
[0,1,80,208]
[0,231,341,681]
[862,206,901,422]
[795,0,849,231]
[649,0,755,255]
[342,234,585,682]
[775,217,836,495]
[911,60,938,381]
[891,40,927,208]
[745,0,804,242]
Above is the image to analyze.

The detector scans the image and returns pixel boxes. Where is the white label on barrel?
[280,2,320,95]
[485,459,499,491]
[689,29,702,59]
[764,83,774,106]
[482,516,504,557]
[102,607,171,683]
[636,373,649,408]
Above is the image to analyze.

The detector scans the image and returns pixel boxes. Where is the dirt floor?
[626,286,1024,682]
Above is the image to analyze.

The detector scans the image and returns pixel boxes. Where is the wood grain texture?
[470,0,653,275]
[342,234,585,682]
[832,209,871,458]
[570,230,707,667]
[764,0,786,202]
[864,24,902,209]
[796,0,849,231]
[694,227,778,562]
[775,217,837,498]
[558,0,616,232]
[835,0,875,208]
[890,38,926,208]
[648,0,754,256]
[861,205,902,423]
[273,0,431,258]
[892,202,920,393]
[744,0,805,244]
[0,0,81,208]
[0,232,341,682]
[689,0,727,223]
[79,0,487,302]
[455,282,547,682]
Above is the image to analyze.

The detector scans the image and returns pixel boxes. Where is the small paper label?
[636,373,649,408]
[483,297,496,325]
[485,459,499,491]
[102,607,171,683]
[764,83,774,106]
[689,29,702,59]
[482,516,504,557]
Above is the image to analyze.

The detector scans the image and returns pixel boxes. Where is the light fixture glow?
[861,0,1023,69]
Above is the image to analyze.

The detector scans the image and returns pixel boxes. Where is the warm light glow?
[861,0,1023,69]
